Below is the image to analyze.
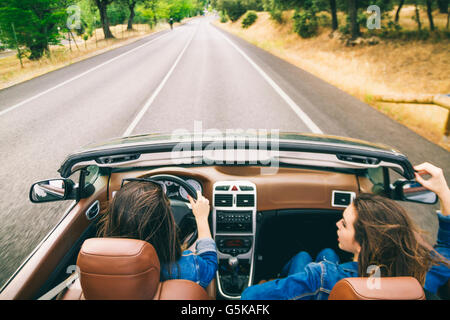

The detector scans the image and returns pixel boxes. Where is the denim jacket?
[241,212,450,300]
[241,261,358,300]
[160,237,218,288]
[424,211,450,293]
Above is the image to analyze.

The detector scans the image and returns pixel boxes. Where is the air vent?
[96,154,140,164]
[236,194,255,207]
[332,191,355,207]
[336,154,380,165]
[215,194,233,207]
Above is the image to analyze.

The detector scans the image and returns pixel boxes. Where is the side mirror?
[394,180,438,205]
[29,179,75,203]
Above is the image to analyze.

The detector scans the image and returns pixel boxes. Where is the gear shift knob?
[228,256,238,269]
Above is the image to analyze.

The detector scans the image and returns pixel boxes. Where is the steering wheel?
[149,174,199,249]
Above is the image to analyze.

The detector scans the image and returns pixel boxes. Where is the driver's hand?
[188,190,210,221]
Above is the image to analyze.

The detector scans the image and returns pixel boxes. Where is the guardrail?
[373,94,450,141]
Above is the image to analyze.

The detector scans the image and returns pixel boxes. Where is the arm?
[414,162,450,216]
[188,191,212,239]
[188,192,217,288]
[194,240,218,288]
[414,163,450,247]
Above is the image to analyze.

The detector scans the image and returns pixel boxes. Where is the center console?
[213,181,257,299]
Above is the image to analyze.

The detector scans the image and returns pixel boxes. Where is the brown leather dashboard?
[109,166,370,211]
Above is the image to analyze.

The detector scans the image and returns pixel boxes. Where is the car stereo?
[216,211,252,233]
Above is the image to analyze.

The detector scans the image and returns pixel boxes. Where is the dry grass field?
[214,7,450,150]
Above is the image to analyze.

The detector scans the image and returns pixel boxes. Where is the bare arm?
[414,162,450,216]
[188,191,212,239]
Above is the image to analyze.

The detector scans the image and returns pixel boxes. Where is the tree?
[329,0,338,30]
[140,0,159,27]
[117,0,144,29]
[0,0,67,60]
[348,0,359,39]
[437,0,448,13]
[413,0,422,30]
[425,0,434,31]
[394,0,404,23]
[219,0,246,21]
[78,0,99,37]
[94,0,114,38]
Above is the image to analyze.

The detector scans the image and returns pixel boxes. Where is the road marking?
[122,27,197,137]
[212,24,323,134]
[0,31,173,117]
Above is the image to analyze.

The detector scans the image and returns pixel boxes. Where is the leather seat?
[328,277,425,300]
[61,238,212,300]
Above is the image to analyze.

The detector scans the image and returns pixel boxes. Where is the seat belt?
[38,271,79,300]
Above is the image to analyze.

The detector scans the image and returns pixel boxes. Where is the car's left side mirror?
[394,180,438,205]
[29,179,75,203]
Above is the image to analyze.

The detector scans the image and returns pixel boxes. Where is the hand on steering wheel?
[188,191,210,220]
[188,191,212,240]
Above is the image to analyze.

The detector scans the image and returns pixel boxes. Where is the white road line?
[0,31,173,117]
[122,27,197,137]
[212,24,323,134]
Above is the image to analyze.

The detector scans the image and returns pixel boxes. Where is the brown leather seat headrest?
[328,277,425,300]
[77,238,160,300]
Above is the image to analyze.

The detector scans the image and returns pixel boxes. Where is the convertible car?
[0,132,445,300]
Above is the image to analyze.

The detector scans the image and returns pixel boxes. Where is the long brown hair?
[97,180,182,267]
[352,193,448,285]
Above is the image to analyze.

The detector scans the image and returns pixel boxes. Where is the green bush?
[220,10,229,23]
[242,11,258,28]
[269,8,283,24]
[317,13,330,27]
[339,12,367,36]
[221,0,246,22]
[292,9,318,38]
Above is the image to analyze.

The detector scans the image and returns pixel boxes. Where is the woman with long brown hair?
[97,179,217,288]
[241,162,450,299]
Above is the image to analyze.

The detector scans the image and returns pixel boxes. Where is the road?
[0,16,449,288]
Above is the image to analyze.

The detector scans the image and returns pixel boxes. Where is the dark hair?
[97,181,182,268]
[352,193,448,285]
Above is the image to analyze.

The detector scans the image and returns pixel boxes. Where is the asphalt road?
[0,16,449,288]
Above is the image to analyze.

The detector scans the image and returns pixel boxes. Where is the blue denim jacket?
[242,212,450,300]
[160,237,218,288]
[424,212,450,293]
[241,260,358,300]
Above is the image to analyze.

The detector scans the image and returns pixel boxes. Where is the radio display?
[225,239,243,247]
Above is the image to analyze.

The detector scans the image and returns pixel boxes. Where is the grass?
[214,7,450,151]
[0,23,169,90]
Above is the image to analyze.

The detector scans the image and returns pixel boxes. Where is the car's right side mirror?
[394,180,438,205]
